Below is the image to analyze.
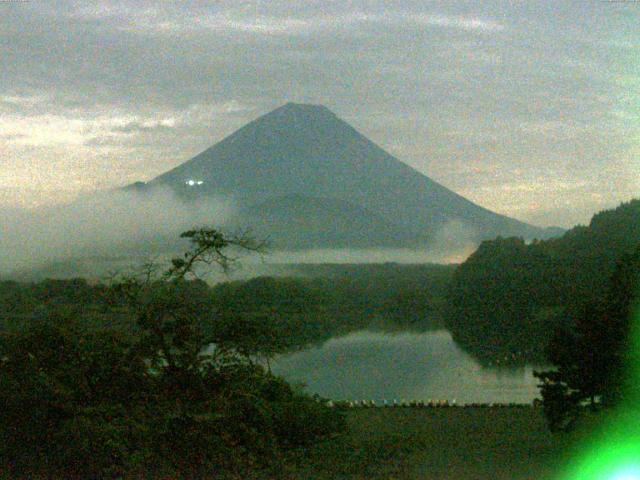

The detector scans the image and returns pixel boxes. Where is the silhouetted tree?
[447,199,640,366]
[535,244,640,431]
[0,228,345,479]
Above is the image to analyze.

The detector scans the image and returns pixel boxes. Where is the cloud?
[0,97,255,148]
[254,218,481,265]
[0,113,151,147]
[0,133,25,141]
[120,10,506,36]
[0,187,236,275]
[409,14,505,32]
[0,0,635,228]
[56,2,505,37]
[0,93,49,108]
[112,118,177,134]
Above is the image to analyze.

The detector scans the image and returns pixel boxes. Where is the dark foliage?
[0,264,454,358]
[446,199,640,365]
[534,245,640,431]
[0,229,345,479]
[209,265,453,357]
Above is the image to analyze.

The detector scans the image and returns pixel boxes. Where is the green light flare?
[558,307,640,480]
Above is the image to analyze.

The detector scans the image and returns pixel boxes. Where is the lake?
[271,330,544,405]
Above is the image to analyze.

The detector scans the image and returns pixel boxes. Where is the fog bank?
[0,188,235,275]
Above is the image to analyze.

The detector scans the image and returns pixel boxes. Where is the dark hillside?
[446,199,640,365]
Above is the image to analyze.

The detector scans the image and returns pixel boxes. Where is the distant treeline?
[446,199,640,365]
[0,278,113,330]
[0,263,455,353]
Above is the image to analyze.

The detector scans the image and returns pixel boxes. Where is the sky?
[0,1,638,228]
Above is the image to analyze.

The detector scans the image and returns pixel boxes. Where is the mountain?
[139,102,560,248]
[239,194,412,249]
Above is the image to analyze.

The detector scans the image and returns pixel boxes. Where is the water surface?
[272,330,543,404]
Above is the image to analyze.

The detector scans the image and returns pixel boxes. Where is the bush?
[0,229,345,478]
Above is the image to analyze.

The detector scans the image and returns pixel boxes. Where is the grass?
[285,407,575,480]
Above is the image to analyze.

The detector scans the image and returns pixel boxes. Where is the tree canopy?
[534,245,640,431]
[446,199,640,365]
[0,228,345,479]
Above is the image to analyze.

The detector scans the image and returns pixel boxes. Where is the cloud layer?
[1,1,638,227]
[0,188,235,274]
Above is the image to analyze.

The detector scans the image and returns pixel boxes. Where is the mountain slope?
[237,194,415,249]
[144,102,558,247]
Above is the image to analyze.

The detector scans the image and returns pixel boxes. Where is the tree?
[535,244,640,431]
[446,199,640,366]
[446,237,560,365]
[0,228,345,479]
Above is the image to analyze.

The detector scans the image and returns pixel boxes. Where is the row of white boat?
[325,399,534,408]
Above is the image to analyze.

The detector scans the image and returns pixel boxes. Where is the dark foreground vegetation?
[211,262,453,349]
[444,198,640,434]
[447,199,640,365]
[285,407,569,480]
[535,244,640,431]
[0,229,346,479]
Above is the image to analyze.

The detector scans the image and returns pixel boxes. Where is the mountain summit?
[143,103,559,248]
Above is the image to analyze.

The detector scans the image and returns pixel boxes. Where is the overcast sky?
[1,1,638,227]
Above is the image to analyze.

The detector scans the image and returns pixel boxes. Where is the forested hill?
[0,263,454,345]
[446,199,640,366]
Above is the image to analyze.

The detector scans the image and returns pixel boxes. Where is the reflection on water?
[271,330,543,404]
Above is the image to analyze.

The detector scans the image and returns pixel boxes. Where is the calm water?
[271,330,544,405]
